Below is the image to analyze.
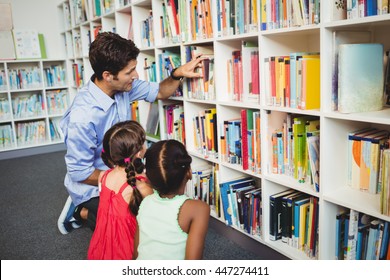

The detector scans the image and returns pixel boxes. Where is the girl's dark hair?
[101,120,145,215]
[89,32,140,80]
[144,140,192,195]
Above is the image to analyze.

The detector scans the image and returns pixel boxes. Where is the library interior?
[0,0,389,261]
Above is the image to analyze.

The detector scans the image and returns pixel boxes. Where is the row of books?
[269,189,319,259]
[72,63,84,88]
[264,52,320,109]
[8,67,42,90]
[143,58,157,83]
[220,176,262,236]
[186,163,217,205]
[160,0,181,44]
[140,10,154,48]
[46,89,69,115]
[335,208,390,260]
[0,97,10,120]
[216,0,259,36]
[49,118,63,141]
[65,0,115,27]
[186,165,263,238]
[193,108,217,159]
[0,124,13,149]
[16,120,46,146]
[227,41,260,103]
[184,45,215,101]
[271,115,320,191]
[12,94,44,119]
[43,66,67,88]
[158,50,182,97]
[160,0,214,44]
[347,127,390,194]
[343,0,390,20]
[260,0,321,31]
[163,104,185,143]
[5,90,69,120]
[220,109,262,174]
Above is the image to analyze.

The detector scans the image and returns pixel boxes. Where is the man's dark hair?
[89,32,140,80]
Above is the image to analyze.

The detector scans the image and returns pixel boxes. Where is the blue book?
[220,177,253,226]
[379,221,389,259]
[356,224,370,260]
[293,196,310,248]
[338,43,384,113]
[335,212,347,260]
[366,219,380,260]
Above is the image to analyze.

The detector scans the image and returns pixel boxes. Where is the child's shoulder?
[184,199,210,215]
[137,181,154,198]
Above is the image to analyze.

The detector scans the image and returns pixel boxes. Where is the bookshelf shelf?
[58,0,390,260]
[0,59,70,152]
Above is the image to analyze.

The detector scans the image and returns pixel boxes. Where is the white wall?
[1,0,64,58]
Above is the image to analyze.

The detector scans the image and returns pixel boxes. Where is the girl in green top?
[134,140,210,260]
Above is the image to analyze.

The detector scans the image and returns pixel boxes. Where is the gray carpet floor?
[0,151,286,260]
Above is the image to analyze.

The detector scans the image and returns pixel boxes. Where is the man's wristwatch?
[170,68,184,81]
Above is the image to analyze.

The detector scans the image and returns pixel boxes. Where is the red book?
[169,0,180,35]
[241,109,249,170]
[270,56,276,105]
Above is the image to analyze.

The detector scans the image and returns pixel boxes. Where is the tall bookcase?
[58,0,390,260]
[0,59,70,153]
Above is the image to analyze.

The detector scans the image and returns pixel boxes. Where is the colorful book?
[338,43,384,113]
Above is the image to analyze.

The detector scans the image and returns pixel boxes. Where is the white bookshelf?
[0,59,70,152]
[58,0,390,260]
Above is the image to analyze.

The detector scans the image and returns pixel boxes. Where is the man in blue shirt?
[58,32,203,234]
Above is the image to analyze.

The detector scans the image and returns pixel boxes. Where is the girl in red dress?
[88,120,152,260]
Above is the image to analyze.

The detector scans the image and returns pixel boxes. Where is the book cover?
[331,30,372,111]
[0,30,16,60]
[12,29,42,59]
[338,43,384,113]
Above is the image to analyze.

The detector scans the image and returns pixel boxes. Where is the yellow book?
[299,201,310,250]
[300,57,320,110]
